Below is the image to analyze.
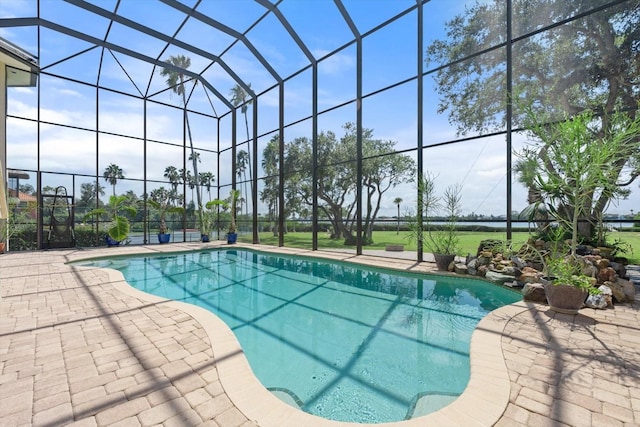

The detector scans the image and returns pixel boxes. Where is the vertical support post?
[143,99,148,244]
[182,108,187,241]
[278,83,285,247]
[253,96,260,244]
[355,36,363,255]
[417,0,424,263]
[506,0,513,241]
[216,117,221,240]
[93,75,100,246]
[232,111,237,190]
[36,3,43,250]
[312,64,319,251]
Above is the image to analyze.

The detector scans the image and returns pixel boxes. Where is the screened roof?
[2,0,421,118]
[1,0,638,234]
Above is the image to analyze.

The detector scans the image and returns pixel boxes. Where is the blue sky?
[1,0,637,218]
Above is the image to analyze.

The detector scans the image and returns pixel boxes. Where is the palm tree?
[188,151,200,164]
[393,197,402,234]
[199,171,215,202]
[164,166,180,193]
[185,170,196,203]
[236,150,249,216]
[188,152,201,203]
[161,54,204,232]
[103,163,124,196]
[230,83,253,212]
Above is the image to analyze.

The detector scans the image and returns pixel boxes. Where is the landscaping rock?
[517,267,543,284]
[476,239,503,256]
[467,258,478,276]
[510,255,526,270]
[477,254,492,265]
[609,261,626,280]
[606,281,627,303]
[616,278,636,301]
[505,281,523,288]
[585,293,608,309]
[453,263,468,275]
[597,267,617,283]
[582,263,598,278]
[522,282,547,303]
[485,270,516,285]
[598,285,614,307]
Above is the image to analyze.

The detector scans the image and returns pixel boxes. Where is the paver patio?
[1,244,639,426]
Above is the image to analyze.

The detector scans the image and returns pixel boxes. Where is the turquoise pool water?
[77,249,520,423]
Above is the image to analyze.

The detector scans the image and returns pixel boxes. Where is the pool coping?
[68,242,529,426]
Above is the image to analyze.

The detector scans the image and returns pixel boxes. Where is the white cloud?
[315,49,355,75]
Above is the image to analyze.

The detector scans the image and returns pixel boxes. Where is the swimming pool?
[77,249,520,423]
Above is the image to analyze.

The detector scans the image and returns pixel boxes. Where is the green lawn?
[240,230,640,264]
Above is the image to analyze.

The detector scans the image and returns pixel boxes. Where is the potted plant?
[84,195,137,246]
[199,210,212,242]
[227,189,240,244]
[410,173,462,270]
[543,254,594,314]
[148,193,184,244]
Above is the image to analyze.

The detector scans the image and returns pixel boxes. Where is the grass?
[240,230,640,264]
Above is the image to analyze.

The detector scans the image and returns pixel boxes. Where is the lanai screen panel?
[1,0,637,253]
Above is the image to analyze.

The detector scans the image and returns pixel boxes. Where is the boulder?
[598,285,612,296]
[522,282,547,303]
[454,263,469,275]
[476,239,503,256]
[500,266,518,275]
[598,285,614,307]
[467,258,478,276]
[597,267,617,284]
[510,255,526,270]
[605,281,627,303]
[585,293,608,309]
[609,261,626,280]
[477,265,488,277]
[477,255,492,266]
[616,278,636,301]
[517,267,543,284]
[505,280,524,288]
[581,263,598,278]
[576,245,592,256]
[485,270,516,285]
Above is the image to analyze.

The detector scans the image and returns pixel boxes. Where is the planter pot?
[227,232,238,244]
[0,242,5,253]
[201,234,210,243]
[158,233,171,244]
[105,235,120,247]
[543,283,588,314]
[434,253,456,271]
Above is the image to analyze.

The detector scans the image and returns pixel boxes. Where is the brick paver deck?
[1,244,639,426]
